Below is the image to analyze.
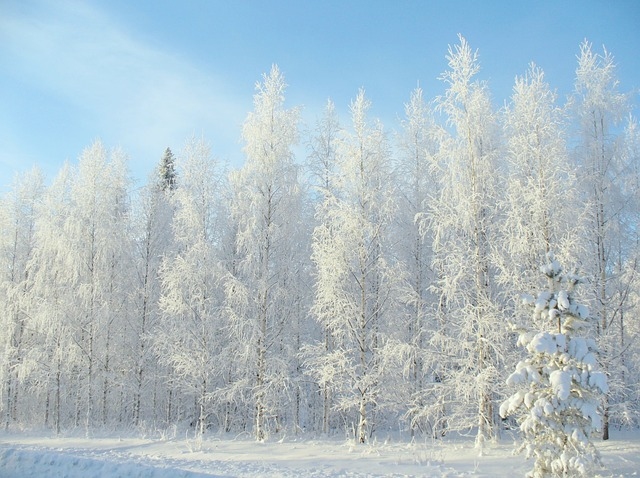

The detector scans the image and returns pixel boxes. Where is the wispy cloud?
[0,0,249,182]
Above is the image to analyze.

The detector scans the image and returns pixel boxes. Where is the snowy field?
[1,430,639,477]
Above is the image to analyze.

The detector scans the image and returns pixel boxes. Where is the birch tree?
[500,63,580,294]
[393,87,442,437]
[0,168,45,428]
[617,118,640,426]
[28,164,75,433]
[306,90,399,443]
[130,148,177,427]
[428,35,504,447]
[227,65,303,440]
[62,141,131,431]
[155,138,226,437]
[307,99,341,199]
[305,99,341,434]
[573,40,633,439]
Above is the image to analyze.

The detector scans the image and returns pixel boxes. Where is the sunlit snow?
[1,431,640,477]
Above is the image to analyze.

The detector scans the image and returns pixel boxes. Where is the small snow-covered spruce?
[500,253,608,478]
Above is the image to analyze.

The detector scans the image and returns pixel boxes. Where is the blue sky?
[1,0,639,188]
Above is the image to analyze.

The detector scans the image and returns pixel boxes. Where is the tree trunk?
[358,393,367,444]
[55,359,61,435]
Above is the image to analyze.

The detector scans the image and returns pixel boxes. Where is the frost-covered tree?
[25,142,131,433]
[130,150,178,427]
[501,253,608,477]
[28,164,74,433]
[618,115,640,424]
[61,142,131,431]
[0,168,45,429]
[155,137,226,436]
[392,87,442,437]
[1,36,638,443]
[158,147,177,192]
[426,35,504,446]
[227,65,303,440]
[499,63,580,295]
[305,99,342,434]
[306,90,399,444]
[29,153,132,431]
[573,40,633,438]
[307,99,341,198]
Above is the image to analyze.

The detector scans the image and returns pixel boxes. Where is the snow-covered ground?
[0,430,638,477]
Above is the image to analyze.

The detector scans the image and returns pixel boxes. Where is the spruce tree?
[158,147,177,191]
[500,253,608,477]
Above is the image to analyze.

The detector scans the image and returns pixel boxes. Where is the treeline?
[1,37,638,444]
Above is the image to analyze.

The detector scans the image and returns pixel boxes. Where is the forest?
[0,36,638,464]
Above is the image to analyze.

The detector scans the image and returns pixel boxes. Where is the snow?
[533,291,552,317]
[549,370,571,400]
[527,331,563,355]
[505,361,541,387]
[1,430,639,477]
[568,337,590,363]
[588,371,609,393]
[539,257,562,279]
[557,290,570,311]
